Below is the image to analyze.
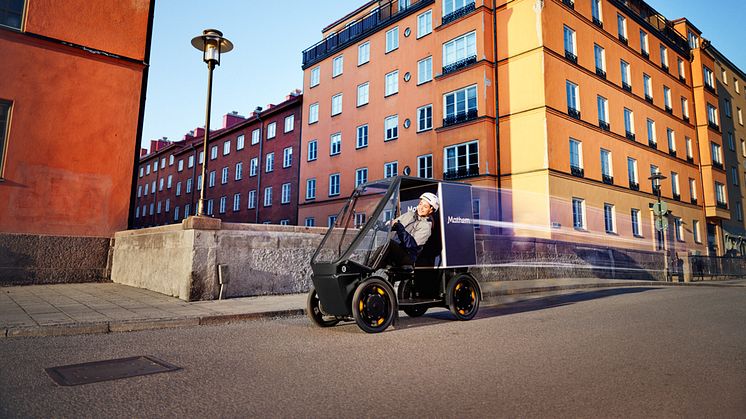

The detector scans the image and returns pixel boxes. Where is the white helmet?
[419,192,440,212]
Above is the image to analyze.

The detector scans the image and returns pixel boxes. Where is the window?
[188,155,194,168]
[283,147,292,168]
[664,86,672,110]
[627,157,638,186]
[233,193,241,211]
[704,66,715,89]
[281,183,291,204]
[358,42,370,65]
[736,79,741,94]
[443,31,477,68]
[332,55,344,77]
[418,154,433,178]
[742,139,746,158]
[563,26,576,58]
[711,142,722,165]
[732,166,739,186]
[620,60,631,88]
[211,145,218,160]
[267,122,276,139]
[689,178,697,202]
[280,220,290,226]
[597,95,609,125]
[624,108,635,136]
[0,1,25,30]
[331,93,343,116]
[604,203,616,233]
[329,174,340,196]
[688,31,699,49]
[217,167,227,185]
[356,125,368,149]
[600,149,612,180]
[264,187,273,207]
[328,215,337,227]
[265,152,274,172]
[330,133,341,155]
[722,68,728,83]
[640,30,649,55]
[186,178,193,193]
[252,129,260,145]
[355,168,368,187]
[236,134,245,150]
[594,44,606,73]
[737,203,744,222]
[572,198,586,229]
[445,141,478,176]
[284,115,295,133]
[707,104,719,127]
[223,140,231,156]
[149,203,154,216]
[566,81,579,115]
[206,200,213,216]
[659,45,668,69]
[418,104,433,131]
[739,108,743,125]
[675,218,684,241]
[208,171,215,188]
[385,27,399,53]
[671,172,680,197]
[153,162,158,172]
[384,162,398,178]
[308,66,322,90]
[569,138,583,169]
[146,165,150,175]
[176,182,182,196]
[643,74,652,99]
[248,190,256,209]
[160,158,166,169]
[591,0,602,23]
[418,57,433,84]
[354,213,366,228]
[184,204,191,218]
[250,157,258,176]
[417,10,432,38]
[444,85,477,123]
[306,179,316,200]
[727,131,735,151]
[725,99,732,118]
[681,97,690,119]
[157,201,161,214]
[357,82,369,106]
[169,155,174,166]
[678,58,686,81]
[385,71,399,96]
[617,14,627,42]
[139,167,144,178]
[305,218,316,227]
[667,128,676,152]
[308,140,318,161]
[647,119,656,145]
[166,175,172,189]
[693,220,701,243]
[384,115,399,141]
[218,196,226,214]
[151,180,156,193]
[137,185,142,197]
[686,137,693,159]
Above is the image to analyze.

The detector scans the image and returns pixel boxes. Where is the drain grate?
[45,356,181,386]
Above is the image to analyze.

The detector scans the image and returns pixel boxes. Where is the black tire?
[352,277,397,333]
[446,274,480,321]
[306,286,340,327]
[398,279,427,317]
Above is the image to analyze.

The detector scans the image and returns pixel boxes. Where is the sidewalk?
[1,278,742,338]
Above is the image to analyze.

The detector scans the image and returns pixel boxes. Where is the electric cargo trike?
[307,176,482,333]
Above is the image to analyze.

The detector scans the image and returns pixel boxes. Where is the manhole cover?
[45,356,181,386]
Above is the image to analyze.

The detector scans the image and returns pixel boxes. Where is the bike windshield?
[312,178,400,267]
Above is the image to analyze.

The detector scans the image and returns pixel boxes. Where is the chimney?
[193,127,205,138]
[140,148,148,157]
[149,138,170,154]
[223,111,245,129]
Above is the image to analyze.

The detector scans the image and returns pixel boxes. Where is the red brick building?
[133,92,302,227]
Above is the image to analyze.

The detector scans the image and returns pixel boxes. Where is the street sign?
[654,217,668,232]
[652,202,668,216]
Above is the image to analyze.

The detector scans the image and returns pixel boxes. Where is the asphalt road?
[1,285,745,418]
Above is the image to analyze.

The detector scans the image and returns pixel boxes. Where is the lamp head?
[191,29,233,65]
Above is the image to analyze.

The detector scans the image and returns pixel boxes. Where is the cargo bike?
[306,176,482,333]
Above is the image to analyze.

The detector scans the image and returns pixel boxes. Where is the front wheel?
[446,274,480,321]
[306,286,340,327]
[352,277,397,333]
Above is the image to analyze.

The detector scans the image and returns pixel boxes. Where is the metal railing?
[442,1,476,25]
[443,166,479,180]
[690,255,746,279]
[442,55,477,76]
[568,107,581,120]
[443,108,478,127]
[571,165,584,178]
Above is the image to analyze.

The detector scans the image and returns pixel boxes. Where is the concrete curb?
[2,281,740,339]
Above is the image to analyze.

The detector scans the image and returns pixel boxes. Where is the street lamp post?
[191,29,233,217]
[649,172,669,280]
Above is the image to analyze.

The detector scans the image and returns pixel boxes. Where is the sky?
[141,0,746,148]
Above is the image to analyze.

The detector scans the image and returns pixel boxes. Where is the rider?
[382,192,440,268]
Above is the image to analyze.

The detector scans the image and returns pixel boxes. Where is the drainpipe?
[254,107,264,224]
[492,0,503,233]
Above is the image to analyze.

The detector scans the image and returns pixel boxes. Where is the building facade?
[0,0,154,283]
[298,0,713,257]
[133,93,302,228]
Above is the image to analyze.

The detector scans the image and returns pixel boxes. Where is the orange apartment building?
[0,1,154,283]
[299,0,709,257]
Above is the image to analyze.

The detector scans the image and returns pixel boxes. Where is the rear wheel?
[352,277,397,333]
[306,286,339,327]
[446,274,480,321]
[398,279,427,317]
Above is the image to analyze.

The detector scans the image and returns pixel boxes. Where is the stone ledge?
[182,216,222,231]
[6,322,109,337]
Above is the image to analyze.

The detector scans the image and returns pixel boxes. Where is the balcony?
[592,17,603,28]
[301,0,433,68]
[596,67,607,78]
[443,108,478,127]
[645,95,654,104]
[599,120,610,131]
[649,141,657,149]
[629,181,640,191]
[704,84,717,95]
[442,55,477,76]
[641,51,649,59]
[622,82,632,92]
[568,107,581,120]
[562,0,574,9]
[679,75,686,83]
[443,166,479,180]
[565,51,578,64]
[712,161,723,170]
[570,165,584,178]
[665,106,673,114]
[691,198,697,205]
[683,115,689,123]
[619,35,628,45]
[673,193,680,201]
[668,149,677,157]
[441,1,476,25]
[610,0,690,56]
[708,121,720,131]
[717,201,728,210]
[626,131,636,141]
[687,156,694,164]
[661,64,669,73]
[602,174,614,185]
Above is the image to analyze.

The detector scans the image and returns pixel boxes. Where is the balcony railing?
[442,55,477,76]
[661,64,669,73]
[596,67,607,78]
[668,149,677,157]
[641,51,650,59]
[562,0,575,9]
[629,181,640,191]
[712,161,724,170]
[691,198,697,205]
[619,35,628,45]
[708,121,720,131]
[649,141,657,149]
[626,131,636,141]
[443,166,479,180]
[571,165,584,177]
[645,95,654,104]
[679,75,686,83]
[592,17,603,28]
[665,106,673,114]
[602,174,614,185]
[673,193,681,201]
[683,115,689,123]
[704,84,716,94]
[717,201,728,210]
[441,1,476,25]
[609,0,690,56]
[302,0,433,68]
[565,51,578,64]
[687,156,694,164]
[568,107,581,120]
[622,82,632,92]
[443,108,478,127]
[599,120,610,131]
